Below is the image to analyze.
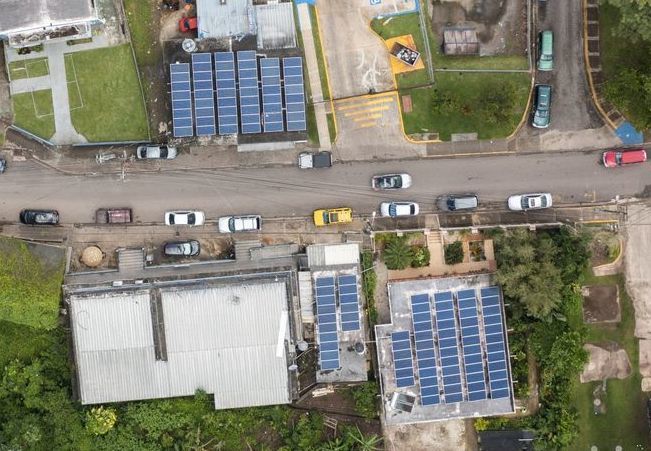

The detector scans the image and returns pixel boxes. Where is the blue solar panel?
[433,292,463,403]
[260,58,284,133]
[480,286,512,401]
[337,274,360,331]
[391,331,415,387]
[237,51,261,134]
[410,294,440,406]
[170,63,193,137]
[316,276,339,370]
[191,53,216,136]
[456,289,487,402]
[214,52,239,134]
[282,57,306,132]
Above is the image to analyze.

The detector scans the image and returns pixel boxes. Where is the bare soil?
[580,342,632,383]
[590,231,620,267]
[582,285,621,323]
[429,0,527,56]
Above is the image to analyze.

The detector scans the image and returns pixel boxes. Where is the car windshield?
[228,217,236,231]
[389,204,397,216]
[168,215,175,225]
[521,197,531,209]
[160,148,168,158]
[187,213,195,224]
[381,176,401,188]
[540,196,548,207]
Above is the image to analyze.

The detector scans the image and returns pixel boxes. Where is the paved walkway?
[9,75,51,94]
[296,3,331,150]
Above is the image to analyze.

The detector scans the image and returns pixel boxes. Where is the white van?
[443,194,478,211]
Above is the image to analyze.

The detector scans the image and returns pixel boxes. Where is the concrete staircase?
[234,239,262,261]
[117,248,144,274]
[427,231,446,268]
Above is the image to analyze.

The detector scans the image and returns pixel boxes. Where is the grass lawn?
[122,0,159,67]
[570,273,651,449]
[8,58,49,80]
[11,89,55,139]
[401,72,530,140]
[65,45,149,142]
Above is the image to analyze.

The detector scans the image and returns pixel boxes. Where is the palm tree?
[383,238,413,270]
[346,427,382,451]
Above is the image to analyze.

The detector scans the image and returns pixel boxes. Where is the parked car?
[95,208,132,224]
[380,201,419,218]
[136,144,177,160]
[163,240,200,257]
[313,207,353,226]
[164,210,205,226]
[440,194,478,211]
[218,215,262,233]
[298,151,332,169]
[507,193,553,211]
[532,84,552,129]
[19,209,59,225]
[179,17,198,33]
[602,148,647,167]
[0,158,6,174]
[371,173,412,190]
[537,31,554,71]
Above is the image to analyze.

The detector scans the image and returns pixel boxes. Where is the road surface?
[1,151,648,224]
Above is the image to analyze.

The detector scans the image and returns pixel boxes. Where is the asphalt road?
[1,151,649,224]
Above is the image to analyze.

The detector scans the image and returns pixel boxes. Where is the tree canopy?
[606,0,651,44]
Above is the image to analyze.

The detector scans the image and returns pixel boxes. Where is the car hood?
[218,216,232,232]
[508,196,523,210]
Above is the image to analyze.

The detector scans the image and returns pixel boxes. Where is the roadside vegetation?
[600,1,651,131]
[8,58,49,80]
[11,89,55,139]
[65,45,149,142]
[377,233,430,270]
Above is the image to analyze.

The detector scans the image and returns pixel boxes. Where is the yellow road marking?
[355,121,377,128]
[352,113,382,122]
[343,106,389,117]
[336,98,395,111]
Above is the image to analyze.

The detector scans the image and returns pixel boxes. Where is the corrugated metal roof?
[70,282,292,409]
[197,0,253,39]
[0,0,95,35]
[255,3,297,50]
[307,243,360,268]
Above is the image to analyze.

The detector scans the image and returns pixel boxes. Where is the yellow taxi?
[313,207,353,226]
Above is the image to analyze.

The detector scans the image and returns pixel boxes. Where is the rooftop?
[376,274,515,424]
[68,276,297,409]
[0,0,96,35]
[197,0,253,39]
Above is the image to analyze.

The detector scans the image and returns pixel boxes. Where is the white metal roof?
[70,282,292,409]
[196,0,252,39]
[0,0,96,35]
[307,243,360,268]
[255,3,297,49]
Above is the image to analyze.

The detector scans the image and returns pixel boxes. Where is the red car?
[602,148,647,167]
[179,17,197,33]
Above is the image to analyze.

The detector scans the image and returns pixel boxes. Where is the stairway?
[117,248,144,274]
[233,239,262,261]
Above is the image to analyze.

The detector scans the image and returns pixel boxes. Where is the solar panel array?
[457,289,487,401]
[260,58,284,133]
[410,294,440,406]
[395,287,511,407]
[480,286,511,399]
[391,331,415,388]
[170,53,308,137]
[237,51,262,134]
[191,53,216,136]
[170,63,193,137]
[214,52,239,135]
[338,274,360,331]
[433,292,463,403]
[282,57,307,132]
[315,276,339,370]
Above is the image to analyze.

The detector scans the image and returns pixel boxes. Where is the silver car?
[136,144,177,160]
[218,215,262,233]
[380,201,419,218]
[164,210,205,226]
[507,193,552,211]
[163,240,200,257]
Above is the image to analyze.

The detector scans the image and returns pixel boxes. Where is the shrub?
[410,245,430,268]
[444,241,464,265]
[350,382,379,419]
[383,237,413,270]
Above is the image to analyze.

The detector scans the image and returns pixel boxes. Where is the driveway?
[316,0,416,99]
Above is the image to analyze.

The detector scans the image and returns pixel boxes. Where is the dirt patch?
[430,0,527,55]
[590,231,621,267]
[384,419,470,450]
[582,285,621,323]
[580,342,632,383]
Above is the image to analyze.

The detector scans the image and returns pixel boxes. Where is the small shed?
[443,27,479,55]
[255,2,297,49]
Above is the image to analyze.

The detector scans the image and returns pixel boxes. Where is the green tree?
[382,237,413,270]
[494,229,563,320]
[350,382,378,419]
[605,0,651,43]
[444,241,464,265]
[604,68,651,129]
[410,245,430,268]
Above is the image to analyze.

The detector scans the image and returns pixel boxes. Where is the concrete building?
[0,0,99,47]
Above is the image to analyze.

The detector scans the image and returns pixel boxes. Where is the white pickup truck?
[298,151,332,169]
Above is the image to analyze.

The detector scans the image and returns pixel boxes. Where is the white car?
[218,215,262,233]
[380,201,420,218]
[137,144,177,160]
[164,210,205,226]
[507,193,553,211]
[371,173,412,190]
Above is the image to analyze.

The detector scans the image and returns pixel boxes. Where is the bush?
[350,382,379,419]
[361,251,378,327]
[383,237,413,270]
[444,241,464,265]
[410,245,430,268]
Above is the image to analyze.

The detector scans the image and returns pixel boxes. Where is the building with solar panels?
[375,274,515,424]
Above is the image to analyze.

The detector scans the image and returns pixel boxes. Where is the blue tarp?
[294,0,315,4]
[615,121,644,145]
